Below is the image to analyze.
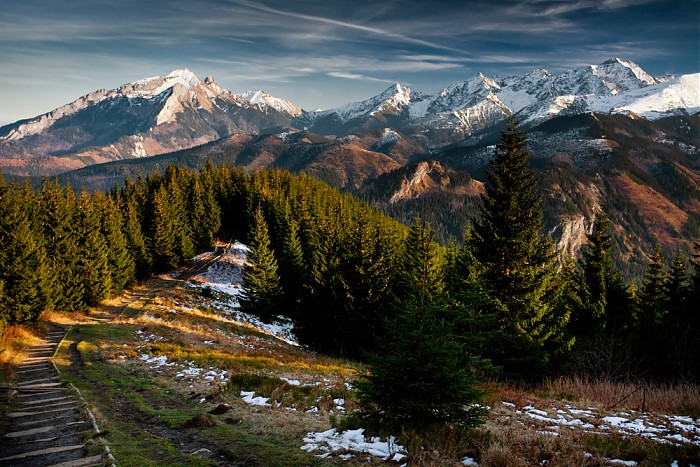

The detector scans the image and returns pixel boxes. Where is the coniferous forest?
[1,122,699,434]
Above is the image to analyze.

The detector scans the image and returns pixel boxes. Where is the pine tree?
[635,247,666,375]
[355,300,486,434]
[571,213,631,337]
[470,119,568,376]
[395,219,443,305]
[97,193,136,295]
[76,191,112,306]
[150,184,178,272]
[661,254,698,380]
[0,182,51,324]
[118,184,152,279]
[278,219,307,320]
[166,168,195,263]
[39,182,85,311]
[239,205,283,322]
[189,170,221,252]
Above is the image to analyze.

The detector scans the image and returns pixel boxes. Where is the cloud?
[227,0,466,53]
[327,72,395,83]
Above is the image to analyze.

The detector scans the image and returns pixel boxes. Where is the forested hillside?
[2,124,698,384]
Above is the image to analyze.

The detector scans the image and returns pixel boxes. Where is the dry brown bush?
[544,376,700,415]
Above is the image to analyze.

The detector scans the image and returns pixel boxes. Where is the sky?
[1,0,698,125]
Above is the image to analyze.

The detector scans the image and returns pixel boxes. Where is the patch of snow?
[462,456,478,466]
[240,390,271,407]
[376,128,400,147]
[607,459,637,466]
[301,428,406,463]
[280,377,301,386]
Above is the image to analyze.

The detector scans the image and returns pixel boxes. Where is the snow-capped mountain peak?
[166,68,200,86]
[311,83,425,122]
[239,89,302,117]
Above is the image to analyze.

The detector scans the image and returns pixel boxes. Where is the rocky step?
[0,443,88,467]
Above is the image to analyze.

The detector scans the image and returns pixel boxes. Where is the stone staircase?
[0,326,108,466]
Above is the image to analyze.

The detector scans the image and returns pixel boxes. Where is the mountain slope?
[0,70,300,175]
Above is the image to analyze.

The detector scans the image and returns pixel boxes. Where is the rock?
[208,404,230,415]
[182,414,215,428]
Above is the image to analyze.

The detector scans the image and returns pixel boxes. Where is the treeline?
[1,123,699,385]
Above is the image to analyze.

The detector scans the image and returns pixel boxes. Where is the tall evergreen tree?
[97,193,136,295]
[150,184,178,272]
[76,191,112,306]
[635,247,666,375]
[660,254,699,380]
[39,182,84,311]
[239,205,283,322]
[394,219,443,305]
[470,119,569,377]
[278,219,307,320]
[0,181,51,324]
[118,183,152,279]
[571,213,631,337]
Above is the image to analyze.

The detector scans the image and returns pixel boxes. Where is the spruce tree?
[571,213,631,337]
[356,214,490,435]
[76,191,112,306]
[97,193,136,295]
[278,219,307,320]
[470,119,568,376]
[239,205,282,322]
[150,184,178,272]
[395,219,443,305]
[0,182,51,324]
[355,300,486,434]
[635,247,666,375]
[661,254,697,380]
[39,182,85,311]
[118,185,152,279]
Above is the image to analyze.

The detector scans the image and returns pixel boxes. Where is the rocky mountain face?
[0,69,300,175]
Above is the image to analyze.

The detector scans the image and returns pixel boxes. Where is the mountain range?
[1,58,698,277]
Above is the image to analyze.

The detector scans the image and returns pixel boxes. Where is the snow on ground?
[505,401,700,447]
[188,242,298,346]
[135,330,229,387]
[301,428,406,463]
[240,390,271,407]
[138,352,229,386]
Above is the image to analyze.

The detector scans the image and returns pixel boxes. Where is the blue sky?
[1,0,698,124]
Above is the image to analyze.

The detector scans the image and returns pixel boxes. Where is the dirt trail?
[0,325,106,467]
[0,246,231,466]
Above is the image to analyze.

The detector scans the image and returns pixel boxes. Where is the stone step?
[18,362,51,370]
[0,431,84,458]
[16,400,78,412]
[15,411,81,428]
[9,406,79,418]
[14,382,63,390]
[22,396,74,407]
[17,377,60,387]
[46,454,105,467]
[0,444,84,463]
[17,367,53,375]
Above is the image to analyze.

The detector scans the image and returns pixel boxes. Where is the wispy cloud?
[327,72,395,83]
[227,0,466,53]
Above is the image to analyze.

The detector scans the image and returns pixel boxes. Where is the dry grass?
[0,323,45,383]
[543,376,700,416]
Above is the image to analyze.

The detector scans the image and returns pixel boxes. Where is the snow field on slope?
[189,242,298,346]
